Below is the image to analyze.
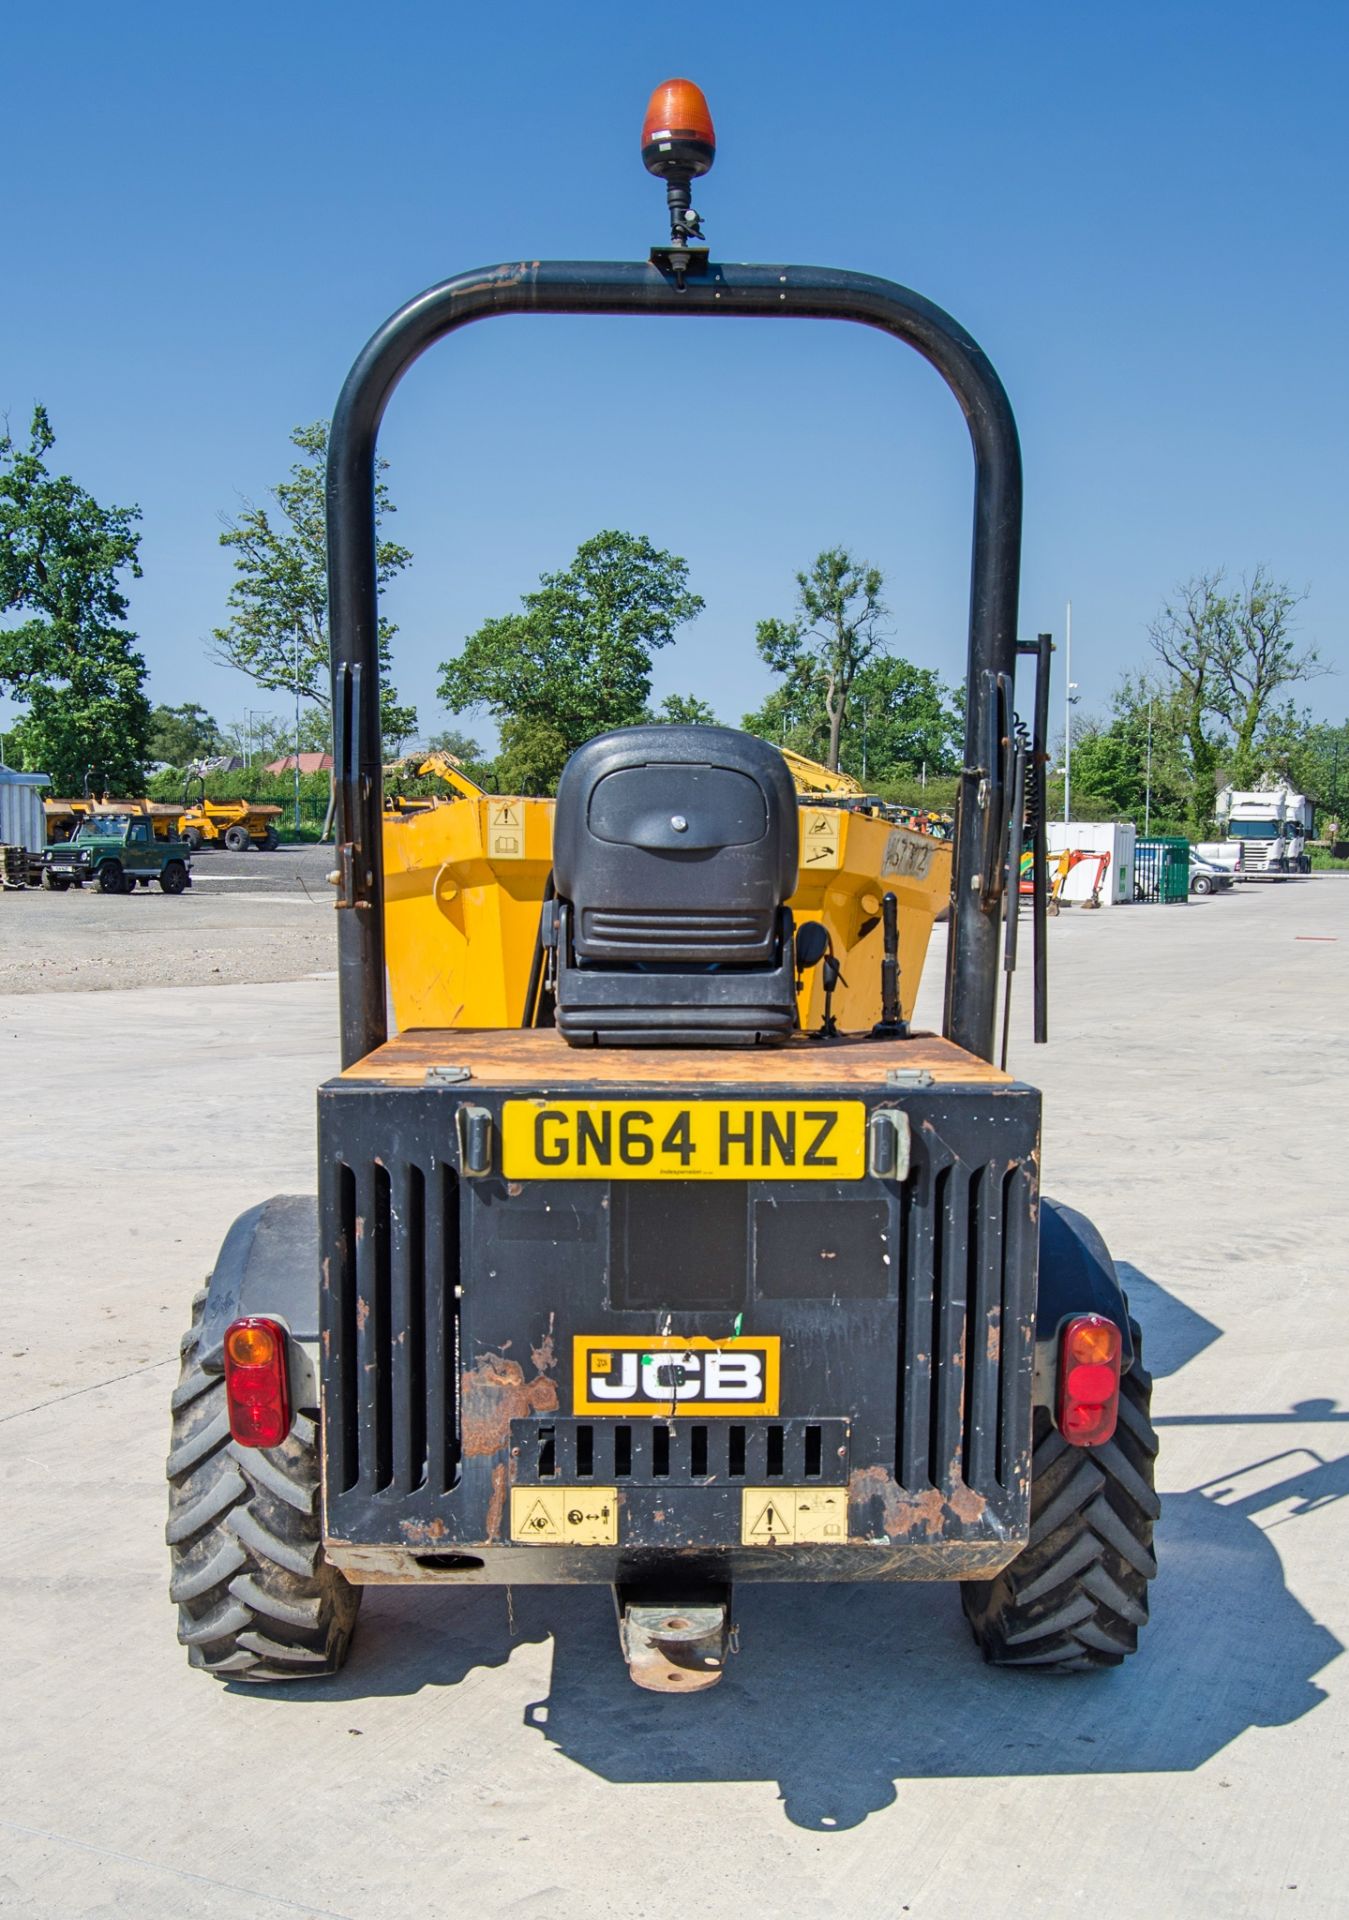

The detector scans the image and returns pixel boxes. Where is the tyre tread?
[166,1294,359,1683]
[961,1319,1159,1672]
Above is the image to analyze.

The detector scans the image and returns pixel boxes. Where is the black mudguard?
[1035,1196,1136,1380]
[197,1194,320,1359]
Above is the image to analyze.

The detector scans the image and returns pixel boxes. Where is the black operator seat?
[550,724,801,1047]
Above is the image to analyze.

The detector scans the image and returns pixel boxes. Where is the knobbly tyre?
[166,80,1158,1692]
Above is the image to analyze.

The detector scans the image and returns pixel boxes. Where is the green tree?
[425,725,484,762]
[1147,574,1234,830]
[656,692,719,724]
[754,548,887,771]
[837,656,961,783]
[147,701,222,765]
[1212,569,1322,780]
[0,406,152,791]
[212,421,418,760]
[439,530,704,792]
[1068,680,1190,829]
[744,649,959,783]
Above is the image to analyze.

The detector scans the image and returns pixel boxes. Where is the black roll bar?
[326,259,1023,1067]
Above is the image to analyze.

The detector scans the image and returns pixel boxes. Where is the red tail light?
[223,1317,291,1448]
[1057,1314,1122,1447]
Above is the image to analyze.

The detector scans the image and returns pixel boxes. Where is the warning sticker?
[799,808,841,870]
[740,1486,848,1545]
[487,798,526,860]
[510,1486,618,1546]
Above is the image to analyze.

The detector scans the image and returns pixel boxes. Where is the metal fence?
[1134,837,1189,904]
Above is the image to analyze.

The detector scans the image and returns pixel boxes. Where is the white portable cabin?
[0,768,50,852]
[1046,821,1137,906]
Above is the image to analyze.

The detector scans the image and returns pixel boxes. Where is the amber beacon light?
[641,78,716,252]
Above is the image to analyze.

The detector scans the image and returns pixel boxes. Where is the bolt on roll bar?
[326,257,1023,1068]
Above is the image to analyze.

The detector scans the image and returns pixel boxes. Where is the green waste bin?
[1135,837,1189,903]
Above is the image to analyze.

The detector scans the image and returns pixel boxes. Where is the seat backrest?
[552,725,798,966]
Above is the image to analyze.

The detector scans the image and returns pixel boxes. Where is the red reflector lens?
[1057,1314,1121,1447]
[223,1315,291,1449]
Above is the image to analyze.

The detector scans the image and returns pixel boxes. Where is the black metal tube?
[327,259,1022,1066]
[1029,633,1052,1043]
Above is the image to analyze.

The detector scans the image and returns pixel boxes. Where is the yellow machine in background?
[381,749,952,1033]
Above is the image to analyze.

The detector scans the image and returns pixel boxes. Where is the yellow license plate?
[501,1099,865,1180]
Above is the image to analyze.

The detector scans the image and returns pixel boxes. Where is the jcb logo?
[573,1335,780,1416]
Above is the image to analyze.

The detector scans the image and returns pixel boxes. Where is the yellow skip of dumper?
[381,751,952,1034]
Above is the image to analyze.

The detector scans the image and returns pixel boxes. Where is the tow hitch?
[615,1582,733,1693]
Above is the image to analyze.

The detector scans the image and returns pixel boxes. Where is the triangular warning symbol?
[520,1498,559,1538]
[749,1499,790,1539]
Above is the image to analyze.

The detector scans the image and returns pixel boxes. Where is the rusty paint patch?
[485,1462,508,1542]
[399,1516,448,1545]
[531,1314,557,1376]
[321,1254,331,1294]
[849,1466,986,1539]
[986,1311,1002,1365]
[355,1297,369,1332]
[354,1215,364,1242]
[461,1350,559,1457]
[947,1481,987,1525]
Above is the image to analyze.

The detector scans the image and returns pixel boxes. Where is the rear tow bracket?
[614,1581,733,1693]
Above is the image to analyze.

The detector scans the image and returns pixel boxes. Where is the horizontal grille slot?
[512,1417,849,1486]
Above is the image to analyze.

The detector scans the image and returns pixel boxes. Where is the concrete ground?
[0,844,334,992]
[1,879,1345,1918]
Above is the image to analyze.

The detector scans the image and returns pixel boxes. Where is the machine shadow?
[257,1268,1342,1832]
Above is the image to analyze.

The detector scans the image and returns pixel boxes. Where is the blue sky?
[4,0,1346,753]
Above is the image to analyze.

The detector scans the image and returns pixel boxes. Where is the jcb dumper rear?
[167,77,1158,1692]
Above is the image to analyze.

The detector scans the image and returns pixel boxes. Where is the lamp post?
[1063,600,1079,824]
[243,708,267,771]
[293,623,303,834]
[1144,700,1154,838]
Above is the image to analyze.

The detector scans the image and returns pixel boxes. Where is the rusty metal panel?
[318,1076,1039,1579]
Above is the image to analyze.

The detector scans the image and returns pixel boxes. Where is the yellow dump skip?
[382,796,951,1035]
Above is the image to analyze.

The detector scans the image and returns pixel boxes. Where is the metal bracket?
[885,1067,934,1089]
[425,1065,473,1085]
[616,1587,731,1693]
[868,1109,912,1181]
[456,1103,494,1176]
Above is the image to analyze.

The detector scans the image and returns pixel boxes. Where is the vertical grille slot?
[899,1156,938,1489]
[390,1163,427,1493]
[424,1163,461,1496]
[998,1165,1036,1493]
[335,1163,359,1493]
[965,1168,1004,1490]
[576,1423,594,1477]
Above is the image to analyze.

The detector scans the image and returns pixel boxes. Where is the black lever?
[1015,632,1053,1044]
[816,950,846,1039]
[871,891,909,1038]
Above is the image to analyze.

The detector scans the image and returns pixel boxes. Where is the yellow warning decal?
[510,1486,618,1545]
[741,1486,848,1545]
[486,798,526,860]
[799,807,841,870]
